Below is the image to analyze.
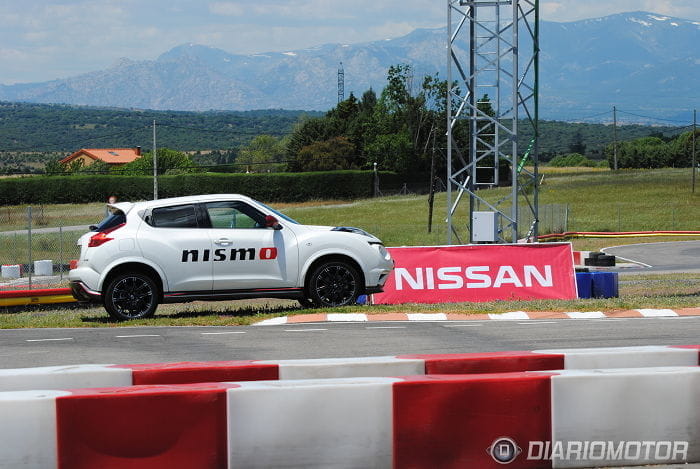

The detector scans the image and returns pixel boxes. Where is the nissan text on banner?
[373,243,577,304]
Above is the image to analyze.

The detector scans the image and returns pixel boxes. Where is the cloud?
[209,2,245,17]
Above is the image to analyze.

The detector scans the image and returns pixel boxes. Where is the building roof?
[60,148,142,165]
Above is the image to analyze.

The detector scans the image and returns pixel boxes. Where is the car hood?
[302,225,382,243]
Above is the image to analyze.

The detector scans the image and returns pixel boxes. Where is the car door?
[202,200,299,291]
[137,203,213,293]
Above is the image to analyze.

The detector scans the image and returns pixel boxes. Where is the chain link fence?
[0,205,103,291]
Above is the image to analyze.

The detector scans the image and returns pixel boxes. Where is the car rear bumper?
[69,281,101,302]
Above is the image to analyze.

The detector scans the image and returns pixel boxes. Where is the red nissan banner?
[373,243,576,304]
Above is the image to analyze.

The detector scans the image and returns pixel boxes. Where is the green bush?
[0,171,386,205]
[548,153,596,167]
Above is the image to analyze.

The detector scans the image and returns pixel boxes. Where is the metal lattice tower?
[446,0,539,244]
[338,62,345,103]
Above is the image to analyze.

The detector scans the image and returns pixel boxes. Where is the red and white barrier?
[2,367,699,468]
[2,345,698,392]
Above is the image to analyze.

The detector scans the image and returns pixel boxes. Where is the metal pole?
[613,106,618,171]
[153,119,158,200]
[27,206,32,290]
[692,109,696,193]
[59,226,64,280]
[511,0,519,242]
[446,0,453,245]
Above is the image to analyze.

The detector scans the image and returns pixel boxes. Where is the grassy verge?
[2,273,697,329]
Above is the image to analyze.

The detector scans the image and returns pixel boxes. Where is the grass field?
[1,167,698,327]
[1,272,698,329]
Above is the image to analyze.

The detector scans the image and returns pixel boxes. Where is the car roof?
[125,194,255,211]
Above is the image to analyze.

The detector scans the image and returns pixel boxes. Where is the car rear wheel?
[307,261,361,307]
[103,272,159,321]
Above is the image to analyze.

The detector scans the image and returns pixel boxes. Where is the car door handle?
[214,238,232,246]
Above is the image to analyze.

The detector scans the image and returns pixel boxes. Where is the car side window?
[150,204,198,228]
[203,201,265,229]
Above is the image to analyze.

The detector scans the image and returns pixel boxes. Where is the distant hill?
[0,11,698,121]
[0,101,318,152]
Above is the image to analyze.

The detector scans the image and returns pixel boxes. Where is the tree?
[116,148,198,175]
[296,137,357,171]
[237,135,286,172]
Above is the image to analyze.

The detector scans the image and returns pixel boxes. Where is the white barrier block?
[0,364,132,392]
[1,264,20,279]
[0,390,71,467]
[227,377,399,468]
[535,345,699,369]
[253,316,288,326]
[637,308,678,317]
[407,313,447,321]
[33,259,53,276]
[565,311,606,319]
[550,367,700,468]
[489,311,530,320]
[327,313,367,322]
[260,356,425,380]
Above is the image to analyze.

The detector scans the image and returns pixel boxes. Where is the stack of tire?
[584,252,616,267]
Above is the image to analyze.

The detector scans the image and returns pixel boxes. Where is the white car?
[69,194,394,320]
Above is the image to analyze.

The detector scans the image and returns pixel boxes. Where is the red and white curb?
[253,307,700,325]
[1,365,699,468]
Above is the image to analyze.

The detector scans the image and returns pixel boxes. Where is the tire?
[298,297,315,308]
[307,261,362,307]
[103,272,159,321]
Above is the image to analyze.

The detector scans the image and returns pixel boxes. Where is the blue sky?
[1,0,698,85]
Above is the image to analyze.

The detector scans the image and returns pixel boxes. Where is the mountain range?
[0,11,698,122]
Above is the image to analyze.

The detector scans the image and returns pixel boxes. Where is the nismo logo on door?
[181,247,277,262]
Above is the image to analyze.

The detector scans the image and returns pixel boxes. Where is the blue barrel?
[575,272,593,299]
[591,272,619,298]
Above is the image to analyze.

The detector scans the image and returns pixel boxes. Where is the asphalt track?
[1,315,698,368]
[604,240,700,273]
[0,241,698,369]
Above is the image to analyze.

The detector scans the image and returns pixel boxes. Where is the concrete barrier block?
[550,367,700,467]
[1,264,21,279]
[0,390,70,468]
[0,364,132,392]
[228,377,398,468]
[34,259,53,276]
[261,356,425,380]
[535,345,700,369]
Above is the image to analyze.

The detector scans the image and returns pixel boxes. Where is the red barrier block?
[393,373,554,469]
[114,360,279,385]
[56,383,236,469]
[400,351,565,374]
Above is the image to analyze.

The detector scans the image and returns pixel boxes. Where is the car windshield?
[91,211,126,232]
[257,201,300,225]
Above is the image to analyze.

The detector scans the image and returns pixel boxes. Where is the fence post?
[27,206,32,290]
[59,226,64,280]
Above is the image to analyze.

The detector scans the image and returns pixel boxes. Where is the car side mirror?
[89,225,98,231]
[265,215,283,230]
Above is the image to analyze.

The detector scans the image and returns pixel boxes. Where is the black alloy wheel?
[308,261,361,307]
[103,272,159,321]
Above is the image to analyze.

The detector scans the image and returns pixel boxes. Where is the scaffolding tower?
[338,62,345,103]
[446,0,539,244]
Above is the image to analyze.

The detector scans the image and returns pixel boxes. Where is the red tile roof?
[60,148,142,165]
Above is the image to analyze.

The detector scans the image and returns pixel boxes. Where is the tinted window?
[204,201,264,229]
[92,211,126,232]
[151,204,198,228]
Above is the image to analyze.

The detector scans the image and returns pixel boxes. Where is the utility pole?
[693,109,697,193]
[612,106,618,171]
[153,120,158,200]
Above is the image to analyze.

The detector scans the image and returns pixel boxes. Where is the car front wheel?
[307,261,362,307]
[103,272,159,321]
